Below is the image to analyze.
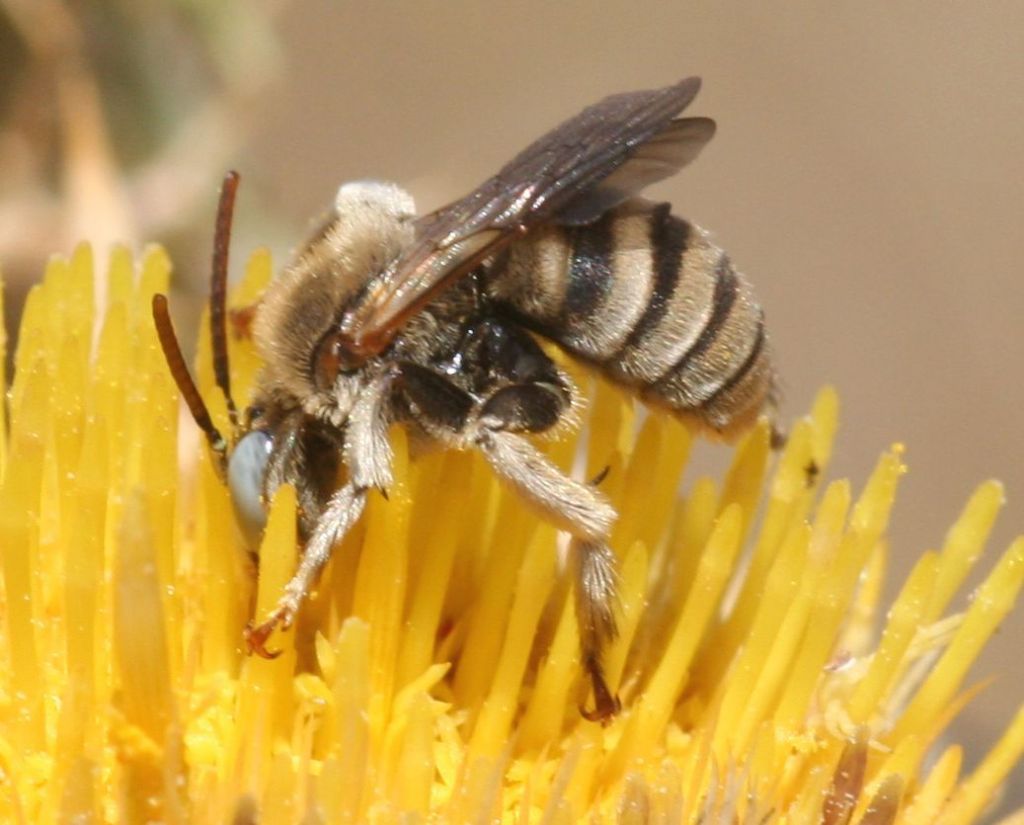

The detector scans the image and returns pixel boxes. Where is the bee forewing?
[342,77,710,352]
[341,227,503,348]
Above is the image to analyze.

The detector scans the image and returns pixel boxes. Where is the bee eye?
[228,429,273,546]
[313,330,363,390]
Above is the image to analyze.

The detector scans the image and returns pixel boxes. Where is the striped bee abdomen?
[487,200,775,437]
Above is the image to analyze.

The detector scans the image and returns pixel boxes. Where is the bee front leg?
[246,376,393,658]
[245,482,367,657]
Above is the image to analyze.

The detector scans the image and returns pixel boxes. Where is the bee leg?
[573,537,622,723]
[474,428,621,723]
[395,362,476,435]
[476,382,568,433]
[246,377,393,657]
[395,360,622,721]
[246,481,368,657]
[472,318,574,433]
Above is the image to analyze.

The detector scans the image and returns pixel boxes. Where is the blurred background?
[2,0,1022,813]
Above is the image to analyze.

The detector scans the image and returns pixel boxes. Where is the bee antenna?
[152,293,229,474]
[211,170,241,432]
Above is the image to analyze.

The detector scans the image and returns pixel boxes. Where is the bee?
[152,77,777,723]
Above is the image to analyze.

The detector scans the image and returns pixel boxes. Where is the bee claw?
[244,615,287,659]
[260,644,284,660]
[580,693,622,726]
[580,671,621,725]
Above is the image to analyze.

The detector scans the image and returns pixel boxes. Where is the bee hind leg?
[476,380,568,433]
[573,537,622,722]
[474,427,622,723]
[395,358,623,722]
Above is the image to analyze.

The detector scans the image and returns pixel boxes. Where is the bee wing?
[342,77,715,353]
[555,115,715,225]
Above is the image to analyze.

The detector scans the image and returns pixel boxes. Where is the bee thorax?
[334,181,416,222]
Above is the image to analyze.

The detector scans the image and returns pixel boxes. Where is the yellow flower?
[1,244,1022,823]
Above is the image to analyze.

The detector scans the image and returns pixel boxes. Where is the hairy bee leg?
[247,377,393,657]
[475,429,621,722]
[572,538,622,722]
[246,482,368,658]
[395,359,621,721]
[469,337,620,722]
[475,429,615,537]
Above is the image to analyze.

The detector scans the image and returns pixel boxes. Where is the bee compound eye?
[313,330,364,390]
[227,429,273,547]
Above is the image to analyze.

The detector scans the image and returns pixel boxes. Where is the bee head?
[253,181,417,423]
